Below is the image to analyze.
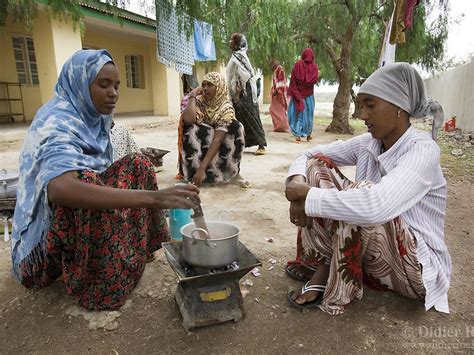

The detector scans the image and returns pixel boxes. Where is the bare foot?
[291,264,329,305]
[285,264,315,281]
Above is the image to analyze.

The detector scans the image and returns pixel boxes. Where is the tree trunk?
[326,69,354,134]
[351,88,361,118]
[325,30,355,134]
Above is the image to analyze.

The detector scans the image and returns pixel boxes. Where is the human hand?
[151,184,200,209]
[235,84,242,96]
[191,169,205,187]
[285,179,310,202]
[313,154,335,169]
[191,87,204,97]
[289,200,312,229]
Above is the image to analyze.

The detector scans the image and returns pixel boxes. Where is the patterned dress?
[20,154,170,310]
[269,65,289,132]
[178,72,245,184]
[181,120,244,183]
[291,155,425,315]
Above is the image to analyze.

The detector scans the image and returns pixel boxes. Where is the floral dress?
[20,154,170,310]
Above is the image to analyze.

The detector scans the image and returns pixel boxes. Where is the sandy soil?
[0,111,472,354]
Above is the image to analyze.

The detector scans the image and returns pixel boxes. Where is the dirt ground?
[0,109,473,354]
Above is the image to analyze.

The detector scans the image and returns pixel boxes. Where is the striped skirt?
[296,156,426,315]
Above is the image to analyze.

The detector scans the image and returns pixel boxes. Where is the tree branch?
[291,32,321,44]
[368,13,385,23]
[344,0,356,19]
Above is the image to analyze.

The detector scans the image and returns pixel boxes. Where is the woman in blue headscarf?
[11,49,200,310]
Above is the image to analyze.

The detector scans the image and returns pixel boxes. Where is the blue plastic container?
[169,208,192,241]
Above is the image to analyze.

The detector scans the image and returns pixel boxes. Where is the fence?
[424,60,474,132]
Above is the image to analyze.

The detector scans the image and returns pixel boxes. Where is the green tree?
[173,0,300,75]
[176,0,449,134]
[292,0,449,133]
[1,0,450,134]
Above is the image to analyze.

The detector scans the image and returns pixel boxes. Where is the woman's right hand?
[233,84,242,102]
[191,87,204,97]
[150,184,200,210]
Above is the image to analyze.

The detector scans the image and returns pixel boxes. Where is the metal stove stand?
[163,241,261,331]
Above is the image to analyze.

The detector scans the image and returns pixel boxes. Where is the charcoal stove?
[163,241,261,331]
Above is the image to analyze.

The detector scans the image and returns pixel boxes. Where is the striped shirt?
[288,126,451,313]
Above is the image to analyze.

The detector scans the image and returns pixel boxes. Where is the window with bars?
[11,35,39,85]
[125,54,144,89]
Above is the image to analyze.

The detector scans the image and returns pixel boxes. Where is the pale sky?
[445,0,474,61]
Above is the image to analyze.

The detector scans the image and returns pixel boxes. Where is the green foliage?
[1,1,133,30]
[172,0,450,84]
[2,0,39,28]
[1,0,450,80]
[396,5,449,73]
[172,0,300,75]
[295,0,449,84]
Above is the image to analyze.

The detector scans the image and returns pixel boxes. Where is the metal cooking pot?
[181,221,240,268]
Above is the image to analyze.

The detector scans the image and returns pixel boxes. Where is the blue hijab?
[11,49,115,280]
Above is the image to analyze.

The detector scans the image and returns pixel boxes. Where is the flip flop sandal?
[284,264,316,282]
[287,282,326,309]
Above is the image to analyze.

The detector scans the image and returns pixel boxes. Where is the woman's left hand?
[289,200,312,229]
[191,169,205,187]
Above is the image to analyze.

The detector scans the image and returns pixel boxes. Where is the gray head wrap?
[358,62,444,140]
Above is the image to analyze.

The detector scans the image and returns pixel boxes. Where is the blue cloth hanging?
[193,19,216,61]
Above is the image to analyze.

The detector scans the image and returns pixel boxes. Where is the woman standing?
[178,72,249,187]
[269,59,289,132]
[287,48,319,142]
[226,32,267,155]
[11,50,199,311]
[285,63,450,315]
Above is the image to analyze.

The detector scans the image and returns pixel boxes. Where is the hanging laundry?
[379,8,397,67]
[156,1,195,74]
[193,19,216,61]
[389,0,407,44]
[404,0,419,29]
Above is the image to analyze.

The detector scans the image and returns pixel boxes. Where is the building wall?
[0,20,42,121]
[83,29,155,114]
[1,10,183,121]
[33,10,82,105]
[424,61,474,132]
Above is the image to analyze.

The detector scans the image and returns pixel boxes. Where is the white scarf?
[227,46,258,104]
